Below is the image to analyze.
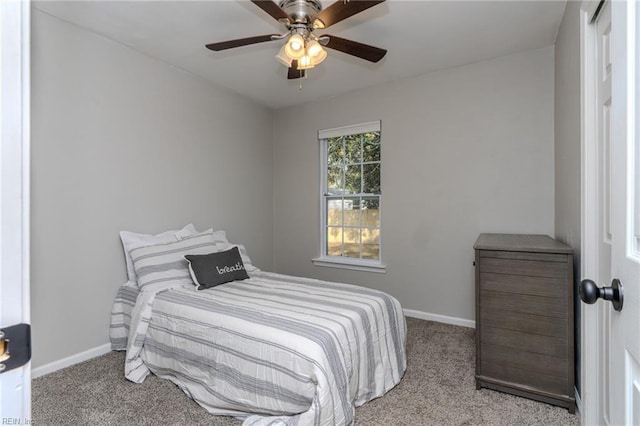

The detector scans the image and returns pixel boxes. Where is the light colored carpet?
[32,318,579,425]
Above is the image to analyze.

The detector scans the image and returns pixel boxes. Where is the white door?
[581,1,640,425]
[608,0,640,424]
[0,0,31,419]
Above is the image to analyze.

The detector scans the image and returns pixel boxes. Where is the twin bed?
[110,226,407,425]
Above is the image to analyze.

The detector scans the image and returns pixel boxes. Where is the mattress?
[110,271,406,425]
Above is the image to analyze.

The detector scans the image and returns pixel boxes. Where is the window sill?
[311,257,386,274]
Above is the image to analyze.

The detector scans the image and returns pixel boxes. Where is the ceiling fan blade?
[251,0,290,23]
[312,0,385,29]
[287,60,306,79]
[205,34,279,51]
[322,35,387,62]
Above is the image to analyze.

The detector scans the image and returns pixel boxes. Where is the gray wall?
[272,47,556,322]
[31,10,274,368]
[554,0,582,394]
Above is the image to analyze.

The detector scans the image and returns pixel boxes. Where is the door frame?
[580,0,603,424]
[0,0,31,418]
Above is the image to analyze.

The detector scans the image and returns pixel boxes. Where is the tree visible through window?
[321,122,381,262]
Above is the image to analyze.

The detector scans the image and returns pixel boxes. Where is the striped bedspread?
[110,271,407,425]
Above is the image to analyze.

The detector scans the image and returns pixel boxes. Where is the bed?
[110,227,406,425]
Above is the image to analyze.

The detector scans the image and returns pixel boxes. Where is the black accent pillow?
[185,246,249,290]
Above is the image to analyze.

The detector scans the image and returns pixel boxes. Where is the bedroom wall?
[272,46,555,323]
[30,9,274,368]
[553,0,582,395]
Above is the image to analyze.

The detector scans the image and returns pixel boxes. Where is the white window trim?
[311,256,386,273]
[318,121,381,139]
[315,121,385,273]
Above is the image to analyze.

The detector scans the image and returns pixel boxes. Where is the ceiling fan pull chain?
[298,68,308,90]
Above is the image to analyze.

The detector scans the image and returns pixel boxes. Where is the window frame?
[312,121,386,273]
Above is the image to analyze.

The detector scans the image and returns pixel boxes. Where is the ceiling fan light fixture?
[275,44,293,67]
[297,54,315,70]
[285,34,305,59]
[306,39,323,57]
[310,48,327,66]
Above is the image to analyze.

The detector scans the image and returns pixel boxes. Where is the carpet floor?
[33,318,579,425]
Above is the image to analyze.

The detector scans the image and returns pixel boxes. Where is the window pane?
[327,138,343,166]
[363,132,380,162]
[362,197,380,228]
[343,197,360,226]
[362,163,380,194]
[345,165,361,194]
[343,227,361,258]
[327,226,343,256]
[361,228,380,260]
[327,166,343,194]
[344,135,362,164]
[326,199,343,226]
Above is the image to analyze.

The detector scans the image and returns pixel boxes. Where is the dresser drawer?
[480,326,568,359]
[480,361,568,396]
[479,257,568,279]
[480,344,568,378]
[479,290,567,319]
[479,272,567,299]
[479,250,568,263]
[479,307,568,339]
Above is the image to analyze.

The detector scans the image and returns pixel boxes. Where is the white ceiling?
[33,0,567,109]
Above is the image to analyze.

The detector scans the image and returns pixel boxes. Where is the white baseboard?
[404,308,475,329]
[32,343,112,379]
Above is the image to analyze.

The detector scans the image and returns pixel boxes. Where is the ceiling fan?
[205,0,387,80]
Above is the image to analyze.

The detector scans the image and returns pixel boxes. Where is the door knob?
[579,278,624,311]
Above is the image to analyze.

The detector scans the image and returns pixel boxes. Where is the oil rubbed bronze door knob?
[579,278,624,312]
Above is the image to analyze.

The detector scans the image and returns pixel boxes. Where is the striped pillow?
[130,230,217,290]
[119,223,198,285]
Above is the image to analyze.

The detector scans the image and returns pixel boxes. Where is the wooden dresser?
[474,233,575,413]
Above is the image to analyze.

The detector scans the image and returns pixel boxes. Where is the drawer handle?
[579,278,623,312]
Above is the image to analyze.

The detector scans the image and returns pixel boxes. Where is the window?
[313,121,384,273]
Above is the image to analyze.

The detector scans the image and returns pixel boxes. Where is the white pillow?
[120,224,197,285]
[130,229,217,290]
[211,229,230,246]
